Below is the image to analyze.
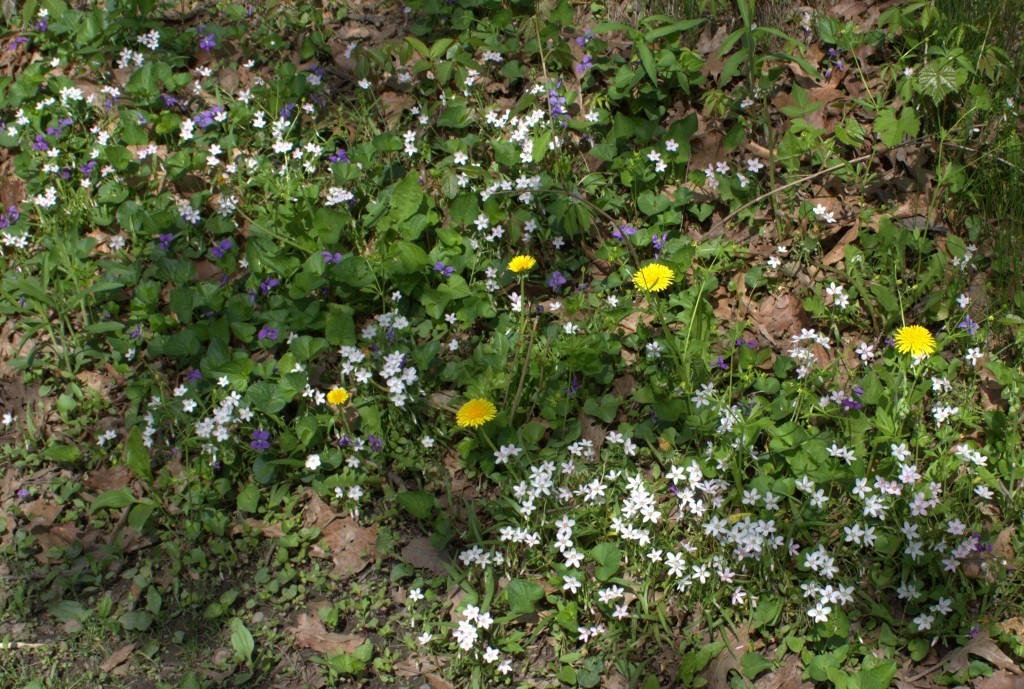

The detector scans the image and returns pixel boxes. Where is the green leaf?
[854,660,897,689]
[740,652,773,679]
[49,600,92,623]
[504,579,544,614]
[237,484,260,514]
[590,543,622,581]
[636,43,658,86]
[532,130,552,163]
[874,107,919,147]
[124,427,153,483]
[229,618,255,664]
[387,241,429,275]
[389,172,425,225]
[644,18,704,41]
[90,488,137,513]
[583,395,619,423]
[44,443,80,464]
[119,611,153,631]
[915,59,960,103]
[638,190,671,216]
[128,502,154,531]
[397,491,435,519]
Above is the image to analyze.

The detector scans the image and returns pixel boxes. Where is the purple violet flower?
[258,326,278,341]
[433,261,455,278]
[958,315,979,336]
[260,277,280,295]
[158,233,174,250]
[210,239,233,259]
[548,271,567,291]
[199,33,216,51]
[612,224,637,241]
[250,429,270,450]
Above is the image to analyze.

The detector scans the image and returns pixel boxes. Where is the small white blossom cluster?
[951,243,977,271]
[193,389,254,443]
[702,157,764,191]
[789,328,832,379]
[812,203,836,223]
[324,186,354,206]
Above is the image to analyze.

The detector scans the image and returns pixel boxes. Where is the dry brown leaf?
[823,226,859,265]
[974,669,1024,689]
[426,675,456,689]
[993,527,1017,568]
[22,499,61,527]
[577,412,606,456]
[756,654,811,689]
[321,516,377,578]
[100,643,137,673]
[231,519,285,539]
[998,618,1024,643]
[702,626,751,689]
[602,671,629,689]
[944,630,1022,676]
[402,538,450,576]
[83,467,133,493]
[753,292,809,341]
[395,654,446,678]
[287,613,364,655]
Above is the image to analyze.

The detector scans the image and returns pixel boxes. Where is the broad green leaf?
[397,491,435,519]
[389,172,424,224]
[124,426,153,483]
[90,488,137,513]
[119,611,153,631]
[504,579,544,615]
[237,484,260,514]
[229,618,255,664]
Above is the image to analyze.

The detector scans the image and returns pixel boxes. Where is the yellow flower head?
[894,325,937,358]
[456,398,497,428]
[507,255,537,274]
[632,263,676,292]
[327,387,350,406]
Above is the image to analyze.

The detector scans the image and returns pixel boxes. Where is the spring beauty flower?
[456,399,497,428]
[507,255,537,273]
[894,325,937,358]
[632,263,675,293]
[327,387,349,405]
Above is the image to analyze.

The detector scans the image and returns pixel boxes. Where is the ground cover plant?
[0,0,1023,687]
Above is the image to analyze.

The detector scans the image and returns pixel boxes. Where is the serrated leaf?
[874,108,920,147]
[915,59,960,103]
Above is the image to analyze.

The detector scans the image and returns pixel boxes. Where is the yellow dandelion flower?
[456,398,497,428]
[327,387,350,405]
[507,255,537,273]
[894,325,937,358]
[632,263,676,292]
